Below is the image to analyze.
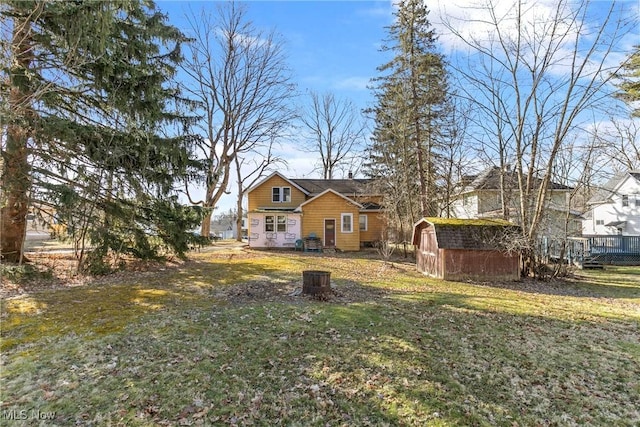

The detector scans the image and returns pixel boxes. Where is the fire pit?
[302,270,331,298]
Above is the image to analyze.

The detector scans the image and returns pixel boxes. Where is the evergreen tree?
[615,45,640,117]
[1,0,201,267]
[365,80,421,244]
[366,0,448,237]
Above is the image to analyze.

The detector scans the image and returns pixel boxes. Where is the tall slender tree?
[366,79,419,244]
[366,0,448,239]
[1,1,200,265]
[615,45,640,117]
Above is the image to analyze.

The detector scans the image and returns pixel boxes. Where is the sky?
[161,1,391,111]
[156,0,640,215]
[158,1,395,212]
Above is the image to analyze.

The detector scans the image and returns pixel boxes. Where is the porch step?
[576,257,604,269]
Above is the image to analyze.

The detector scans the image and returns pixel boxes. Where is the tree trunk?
[236,191,243,242]
[1,125,30,263]
[1,14,33,263]
[200,210,212,239]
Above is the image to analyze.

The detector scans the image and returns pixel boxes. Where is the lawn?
[1,248,639,426]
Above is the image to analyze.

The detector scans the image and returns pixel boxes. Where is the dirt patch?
[1,247,398,306]
[216,277,390,305]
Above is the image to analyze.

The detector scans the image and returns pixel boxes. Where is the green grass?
[1,250,639,426]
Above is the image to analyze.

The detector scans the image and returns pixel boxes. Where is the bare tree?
[551,131,602,276]
[596,117,640,171]
[300,91,367,179]
[233,137,286,241]
[437,97,473,218]
[180,2,296,237]
[441,0,636,276]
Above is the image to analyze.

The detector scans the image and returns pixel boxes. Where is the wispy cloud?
[333,76,372,91]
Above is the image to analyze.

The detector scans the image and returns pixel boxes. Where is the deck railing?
[543,236,640,266]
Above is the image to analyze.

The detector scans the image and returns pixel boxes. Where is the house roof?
[290,178,375,196]
[361,201,382,211]
[247,172,378,199]
[605,220,626,228]
[587,171,640,205]
[462,166,572,192]
[412,217,520,250]
[246,171,310,195]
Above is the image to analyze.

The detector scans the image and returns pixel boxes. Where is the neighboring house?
[451,166,580,237]
[412,217,521,281]
[246,172,385,251]
[209,214,247,240]
[582,171,640,236]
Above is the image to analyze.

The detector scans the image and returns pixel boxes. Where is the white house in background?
[582,171,640,236]
[451,166,580,236]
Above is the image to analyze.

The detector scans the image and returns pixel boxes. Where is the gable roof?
[295,189,364,211]
[587,171,640,205]
[411,217,520,250]
[290,178,375,196]
[246,171,310,195]
[462,166,572,192]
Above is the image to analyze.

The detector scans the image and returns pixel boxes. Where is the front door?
[324,219,336,247]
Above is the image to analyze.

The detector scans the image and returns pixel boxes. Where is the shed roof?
[412,217,520,250]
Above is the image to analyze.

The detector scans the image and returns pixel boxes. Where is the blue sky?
[157,0,639,214]
[160,1,392,113]
[158,1,396,212]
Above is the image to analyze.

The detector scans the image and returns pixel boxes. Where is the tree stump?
[302,270,331,298]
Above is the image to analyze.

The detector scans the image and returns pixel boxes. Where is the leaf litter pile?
[1,247,639,426]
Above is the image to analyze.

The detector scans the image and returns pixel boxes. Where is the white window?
[265,215,275,232]
[272,187,291,203]
[265,215,287,232]
[359,214,368,231]
[595,219,604,226]
[341,213,353,233]
[622,195,629,207]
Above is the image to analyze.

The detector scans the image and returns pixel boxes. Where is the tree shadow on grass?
[2,254,639,426]
[293,296,639,426]
[466,272,640,300]
[9,288,636,426]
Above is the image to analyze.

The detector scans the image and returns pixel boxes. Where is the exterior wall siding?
[359,212,385,244]
[441,249,520,281]
[248,212,302,248]
[248,175,306,211]
[452,193,479,218]
[415,221,520,281]
[477,190,501,214]
[583,176,640,236]
[301,192,360,251]
[454,189,574,238]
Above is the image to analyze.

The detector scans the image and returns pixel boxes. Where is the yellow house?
[246,172,385,251]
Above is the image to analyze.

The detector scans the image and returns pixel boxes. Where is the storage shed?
[412,218,521,281]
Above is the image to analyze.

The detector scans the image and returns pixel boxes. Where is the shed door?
[324,219,335,247]
[422,229,438,277]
